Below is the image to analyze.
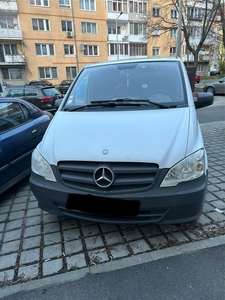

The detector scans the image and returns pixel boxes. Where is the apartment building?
[16,0,108,85]
[0,0,26,87]
[0,0,220,86]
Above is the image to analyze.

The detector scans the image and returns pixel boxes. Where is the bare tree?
[218,2,225,47]
[145,0,223,90]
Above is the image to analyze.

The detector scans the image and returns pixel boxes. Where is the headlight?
[160,149,205,187]
[31,148,56,182]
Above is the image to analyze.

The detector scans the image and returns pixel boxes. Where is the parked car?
[195,73,201,83]
[28,80,53,86]
[195,77,225,95]
[0,98,53,195]
[30,57,214,225]
[210,70,221,76]
[5,85,63,113]
[58,80,73,94]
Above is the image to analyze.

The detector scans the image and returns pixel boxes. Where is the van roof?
[84,57,182,70]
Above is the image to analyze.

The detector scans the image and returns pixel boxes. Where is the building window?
[0,17,14,29]
[29,0,49,6]
[152,47,160,56]
[106,0,129,13]
[153,7,160,17]
[61,20,72,32]
[4,44,18,55]
[187,7,202,20]
[64,44,75,55]
[192,27,201,38]
[32,18,49,31]
[170,47,176,56]
[109,43,128,55]
[81,22,97,34]
[170,28,177,38]
[197,64,204,72]
[130,43,147,56]
[59,0,71,8]
[152,28,160,37]
[83,45,98,56]
[79,0,95,11]
[129,1,147,14]
[108,25,121,34]
[129,23,146,35]
[35,44,55,56]
[171,9,178,19]
[66,67,77,78]
[39,67,58,79]
[2,68,23,80]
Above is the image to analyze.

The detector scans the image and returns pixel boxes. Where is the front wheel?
[206,86,215,95]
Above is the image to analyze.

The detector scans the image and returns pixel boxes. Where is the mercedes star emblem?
[94,166,114,188]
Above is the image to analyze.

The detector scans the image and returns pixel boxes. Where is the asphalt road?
[197,105,225,123]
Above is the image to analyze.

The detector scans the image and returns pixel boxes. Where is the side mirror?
[194,92,214,109]
[55,98,63,108]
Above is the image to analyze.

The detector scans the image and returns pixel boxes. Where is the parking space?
[0,98,225,287]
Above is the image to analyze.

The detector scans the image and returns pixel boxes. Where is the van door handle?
[32,129,37,135]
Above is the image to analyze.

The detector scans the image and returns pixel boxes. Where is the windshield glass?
[63,61,187,110]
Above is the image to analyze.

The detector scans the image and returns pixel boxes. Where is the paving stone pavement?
[0,97,224,288]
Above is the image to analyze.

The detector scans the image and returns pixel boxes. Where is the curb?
[1,234,225,298]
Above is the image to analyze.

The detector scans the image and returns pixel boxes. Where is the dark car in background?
[28,80,53,86]
[58,80,73,94]
[0,98,52,195]
[5,85,63,113]
[199,77,225,95]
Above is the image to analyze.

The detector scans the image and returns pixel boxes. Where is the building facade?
[0,0,220,86]
[0,0,26,87]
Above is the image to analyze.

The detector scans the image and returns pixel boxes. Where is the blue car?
[0,97,52,195]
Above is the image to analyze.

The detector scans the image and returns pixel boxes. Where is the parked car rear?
[5,85,63,113]
[195,73,201,83]
[58,80,73,94]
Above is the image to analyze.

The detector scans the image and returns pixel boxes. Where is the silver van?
[30,57,213,224]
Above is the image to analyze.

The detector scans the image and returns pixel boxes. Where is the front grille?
[57,161,159,193]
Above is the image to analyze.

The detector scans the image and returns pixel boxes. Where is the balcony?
[182,54,210,62]
[107,12,129,22]
[108,34,128,42]
[0,54,26,65]
[0,28,22,40]
[198,55,210,62]
[0,0,18,12]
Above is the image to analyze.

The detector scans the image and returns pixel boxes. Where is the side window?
[0,102,31,133]
[8,88,23,97]
[74,75,88,103]
[25,88,38,96]
[20,103,32,123]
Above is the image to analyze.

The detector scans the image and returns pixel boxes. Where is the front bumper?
[30,169,208,224]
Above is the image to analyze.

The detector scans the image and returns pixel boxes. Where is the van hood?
[40,108,198,168]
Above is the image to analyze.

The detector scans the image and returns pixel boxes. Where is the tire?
[206,86,215,95]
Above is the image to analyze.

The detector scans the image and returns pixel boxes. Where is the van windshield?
[63,61,187,110]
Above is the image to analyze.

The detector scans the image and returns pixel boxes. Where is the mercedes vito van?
[30,57,214,224]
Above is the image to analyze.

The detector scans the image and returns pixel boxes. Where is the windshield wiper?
[64,103,107,111]
[64,98,174,111]
[64,99,141,111]
[98,98,173,108]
